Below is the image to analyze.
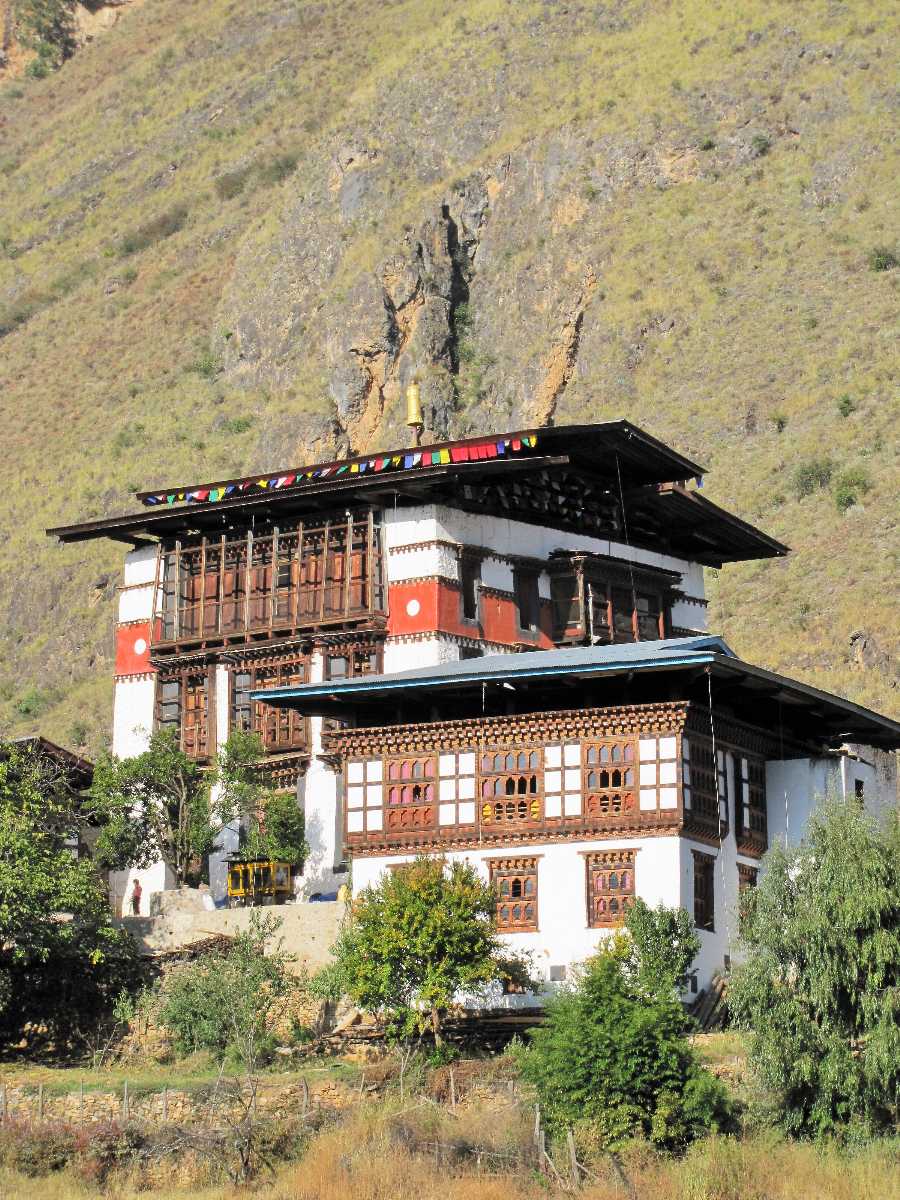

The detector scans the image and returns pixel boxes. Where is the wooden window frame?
[737,862,758,892]
[230,653,310,756]
[513,566,541,634]
[548,555,673,646]
[584,848,637,927]
[692,849,716,932]
[489,855,540,933]
[459,553,482,624]
[155,667,214,762]
[737,753,767,850]
[479,748,543,829]
[583,738,637,821]
[153,511,385,650]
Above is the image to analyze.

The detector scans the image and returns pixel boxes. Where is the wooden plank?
[319,521,331,621]
[218,533,226,635]
[270,526,279,632]
[342,512,353,617]
[199,537,207,640]
[173,540,181,642]
[244,528,253,632]
[367,509,375,614]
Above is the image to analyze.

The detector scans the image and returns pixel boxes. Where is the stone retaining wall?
[119,898,345,971]
[0,1077,348,1126]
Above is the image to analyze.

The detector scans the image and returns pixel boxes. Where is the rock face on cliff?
[0,0,897,749]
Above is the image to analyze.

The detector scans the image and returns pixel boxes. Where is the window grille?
[693,850,716,932]
[479,749,542,825]
[155,512,384,648]
[489,856,539,932]
[231,655,309,754]
[586,849,637,926]
[583,740,636,818]
[155,669,211,760]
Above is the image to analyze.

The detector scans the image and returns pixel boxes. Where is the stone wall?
[119,897,345,972]
[0,1077,348,1127]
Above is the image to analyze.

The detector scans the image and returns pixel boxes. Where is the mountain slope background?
[0,0,897,754]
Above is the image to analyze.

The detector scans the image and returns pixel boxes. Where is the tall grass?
[2,1100,897,1200]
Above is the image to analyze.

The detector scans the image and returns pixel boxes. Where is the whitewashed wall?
[382,504,708,606]
[353,836,684,991]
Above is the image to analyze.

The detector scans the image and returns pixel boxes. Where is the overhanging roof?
[45,420,788,565]
[252,636,900,751]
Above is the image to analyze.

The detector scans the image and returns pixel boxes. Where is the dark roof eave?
[252,651,900,749]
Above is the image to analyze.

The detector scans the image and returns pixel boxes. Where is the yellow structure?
[226,859,293,907]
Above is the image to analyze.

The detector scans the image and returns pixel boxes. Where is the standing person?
[130,878,142,916]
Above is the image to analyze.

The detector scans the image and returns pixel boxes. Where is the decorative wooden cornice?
[326,702,689,757]
[347,817,682,857]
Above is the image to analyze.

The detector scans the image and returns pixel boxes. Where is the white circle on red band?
[134,638,148,655]
[405,599,421,617]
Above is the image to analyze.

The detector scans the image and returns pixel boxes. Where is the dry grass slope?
[0,0,897,752]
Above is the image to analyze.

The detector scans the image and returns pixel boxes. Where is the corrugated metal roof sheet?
[252,636,733,701]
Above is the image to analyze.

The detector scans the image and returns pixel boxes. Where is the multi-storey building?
[49,421,899,990]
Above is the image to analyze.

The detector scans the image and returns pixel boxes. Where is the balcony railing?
[152,512,385,651]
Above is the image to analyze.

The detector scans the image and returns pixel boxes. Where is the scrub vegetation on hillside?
[0,0,897,751]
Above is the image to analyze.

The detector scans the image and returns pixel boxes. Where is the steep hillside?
[0,0,897,754]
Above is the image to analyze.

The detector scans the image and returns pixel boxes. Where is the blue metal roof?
[251,636,734,702]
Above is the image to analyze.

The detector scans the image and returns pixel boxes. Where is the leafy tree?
[518,939,732,1150]
[730,799,900,1140]
[329,855,529,1045]
[220,731,307,866]
[157,912,299,1066]
[0,741,136,1048]
[624,898,700,998]
[91,728,217,886]
[15,0,76,71]
[91,729,304,885]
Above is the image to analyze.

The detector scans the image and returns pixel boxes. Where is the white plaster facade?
[348,739,896,997]
[382,503,708,621]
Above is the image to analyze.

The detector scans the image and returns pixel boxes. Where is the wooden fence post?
[1,1082,7,1123]
[162,1085,168,1122]
[566,1129,580,1187]
[449,1066,456,1110]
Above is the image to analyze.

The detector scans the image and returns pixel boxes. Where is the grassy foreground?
[1,1110,897,1200]
[0,1036,897,1199]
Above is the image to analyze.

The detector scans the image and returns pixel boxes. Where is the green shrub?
[699,136,716,151]
[833,465,872,512]
[15,0,76,68]
[624,898,700,998]
[157,912,300,1065]
[867,246,898,272]
[731,800,900,1140]
[14,686,49,716]
[222,414,254,434]
[772,412,788,432]
[258,153,298,187]
[836,393,856,418]
[215,166,253,200]
[187,351,219,379]
[791,456,833,499]
[117,205,188,256]
[750,134,771,157]
[518,945,733,1149]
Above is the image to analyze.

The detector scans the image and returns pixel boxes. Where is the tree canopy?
[328,855,530,1043]
[91,729,306,885]
[518,934,732,1150]
[624,897,701,999]
[730,798,900,1140]
[0,741,136,1048]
